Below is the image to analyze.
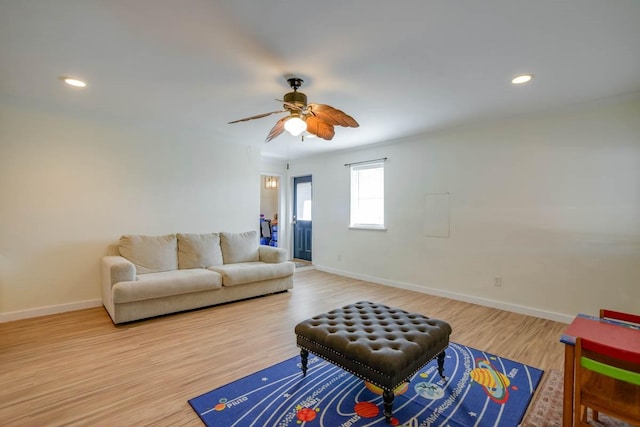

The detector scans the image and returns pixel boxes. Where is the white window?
[296,182,313,221]
[350,161,385,228]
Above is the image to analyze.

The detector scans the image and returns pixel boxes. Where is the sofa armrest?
[259,246,288,263]
[101,256,136,324]
[102,256,136,287]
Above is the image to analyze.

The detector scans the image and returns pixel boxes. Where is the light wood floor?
[0,270,567,426]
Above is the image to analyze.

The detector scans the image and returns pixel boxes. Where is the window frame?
[349,160,386,230]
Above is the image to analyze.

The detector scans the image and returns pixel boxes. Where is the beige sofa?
[101,231,294,324]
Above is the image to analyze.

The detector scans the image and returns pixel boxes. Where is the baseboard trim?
[315,266,573,324]
[0,299,103,323]
[1,270,574,324]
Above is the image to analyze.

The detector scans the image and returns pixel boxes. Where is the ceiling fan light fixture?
[228,76,358,142]
[284,115,307,136]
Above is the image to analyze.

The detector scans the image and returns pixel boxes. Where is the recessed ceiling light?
[512,74,533,85]
[61,77,87,88]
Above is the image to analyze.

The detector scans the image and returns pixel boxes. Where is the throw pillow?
[119,234,178,274]
[177,233,223,269]
[220,231,259,264]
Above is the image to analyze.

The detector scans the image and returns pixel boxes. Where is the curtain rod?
[344,157,387,167]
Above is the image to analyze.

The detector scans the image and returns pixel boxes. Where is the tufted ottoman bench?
[295,301,452,423]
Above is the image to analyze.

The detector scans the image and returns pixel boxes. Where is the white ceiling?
[1,1,639,160]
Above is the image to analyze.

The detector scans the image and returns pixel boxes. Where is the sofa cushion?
[220,231,259,264]
[112,269,222,303]
[208,261,294,287]
[177,233,223,269]
[119,234,178,274]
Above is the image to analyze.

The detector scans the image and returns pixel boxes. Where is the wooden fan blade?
[265,117,288,142]
[308,104,359,128]
[228,110,285,124]
[306,115,335,140]
[275,99,303,111]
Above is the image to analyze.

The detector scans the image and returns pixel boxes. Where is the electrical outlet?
[337,253,342,262]
[494,277,502,287]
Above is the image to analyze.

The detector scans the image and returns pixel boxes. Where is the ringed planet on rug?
[189,342,543,427]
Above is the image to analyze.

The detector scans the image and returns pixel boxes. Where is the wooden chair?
[573,336,640,426]
[591,309,640,424]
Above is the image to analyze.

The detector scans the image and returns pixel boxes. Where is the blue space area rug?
[189,342,543,427]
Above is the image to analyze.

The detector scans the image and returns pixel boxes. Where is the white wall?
[288,96,640,320]
[0,102,261,318]
[2,96,638,322]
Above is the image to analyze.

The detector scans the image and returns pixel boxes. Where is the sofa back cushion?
[119,234,178,274]
[177,233,223,269]
[220,231,259,264]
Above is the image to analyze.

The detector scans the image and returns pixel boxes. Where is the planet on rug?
[189,342,543,427]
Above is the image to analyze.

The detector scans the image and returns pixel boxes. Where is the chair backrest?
[260,220,271,239]
[600,309,640,326]
[574,336,640,426]
[579,337,640,382]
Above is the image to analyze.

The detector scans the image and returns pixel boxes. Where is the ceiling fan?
[228,77,359,142]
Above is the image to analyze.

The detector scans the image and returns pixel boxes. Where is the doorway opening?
[260,174,280,247]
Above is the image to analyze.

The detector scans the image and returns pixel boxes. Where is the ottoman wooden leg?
[437,349,446,378]
[300,348,309,376]
[383,389,394,423]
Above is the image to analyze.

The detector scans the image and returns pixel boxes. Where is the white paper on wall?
[424,193,450,237]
